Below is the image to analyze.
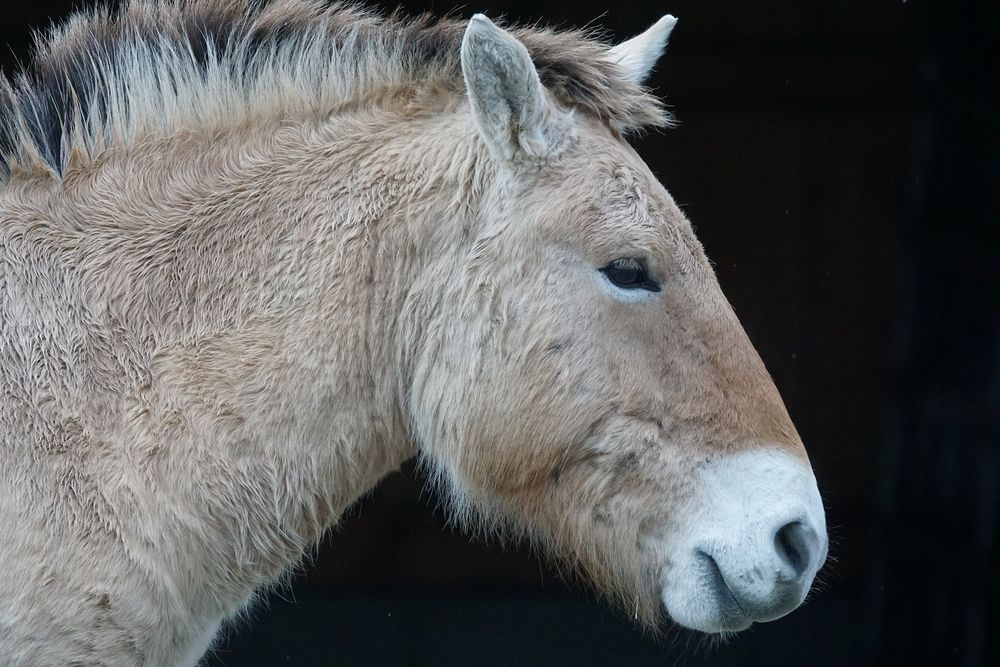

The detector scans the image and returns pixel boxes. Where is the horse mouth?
[695,549,753,631]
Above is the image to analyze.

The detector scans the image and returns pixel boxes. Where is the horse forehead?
[591,165,688,241]
[560,140,672,215]
[509,137,685,251]
[542,148,666,214]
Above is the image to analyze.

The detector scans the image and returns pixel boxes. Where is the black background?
[3,1,997,665]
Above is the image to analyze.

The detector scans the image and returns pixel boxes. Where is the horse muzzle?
[659,448,828,632]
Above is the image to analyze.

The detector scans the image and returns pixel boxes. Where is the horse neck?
[5,107,486,612]
[165,110,485,581]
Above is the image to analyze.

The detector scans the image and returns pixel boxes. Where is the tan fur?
[0,2,813,664]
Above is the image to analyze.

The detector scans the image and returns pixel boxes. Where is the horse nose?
[662,449,829,632]
[773,519,822,580]
[718,516,826,624]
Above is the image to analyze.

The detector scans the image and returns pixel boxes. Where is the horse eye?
[600,258,661,292]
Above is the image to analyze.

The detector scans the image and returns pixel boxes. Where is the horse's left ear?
[461,14,568,161]
[608,15,678,85]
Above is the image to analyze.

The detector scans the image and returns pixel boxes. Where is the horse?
[0,1,827,664]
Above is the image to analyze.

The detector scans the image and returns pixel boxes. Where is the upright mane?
[0,0,670,181]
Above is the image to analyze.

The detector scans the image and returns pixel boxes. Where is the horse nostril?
[774,520,816,579]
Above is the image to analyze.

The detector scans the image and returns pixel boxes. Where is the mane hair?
[0,0,671,181]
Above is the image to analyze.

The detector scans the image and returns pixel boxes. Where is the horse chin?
[659,569,756,634]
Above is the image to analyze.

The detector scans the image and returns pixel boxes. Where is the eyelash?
[599,258,661,292]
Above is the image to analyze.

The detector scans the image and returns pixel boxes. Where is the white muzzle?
[660,448,828,632]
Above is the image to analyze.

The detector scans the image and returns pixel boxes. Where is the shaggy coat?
[0,2,827,664]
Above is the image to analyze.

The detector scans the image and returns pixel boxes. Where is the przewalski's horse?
[0,1,827,663]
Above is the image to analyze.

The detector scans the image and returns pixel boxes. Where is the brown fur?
[0,3,820,664]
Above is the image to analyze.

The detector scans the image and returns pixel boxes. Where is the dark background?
[3,1,997,665]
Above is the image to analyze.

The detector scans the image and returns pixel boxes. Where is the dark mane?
[0,0,669,179]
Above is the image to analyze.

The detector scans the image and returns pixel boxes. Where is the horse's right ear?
[461,15,568,161]
[607,15,677,85]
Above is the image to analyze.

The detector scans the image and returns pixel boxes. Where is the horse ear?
[461,14,566,161]
[607,15,678,85]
